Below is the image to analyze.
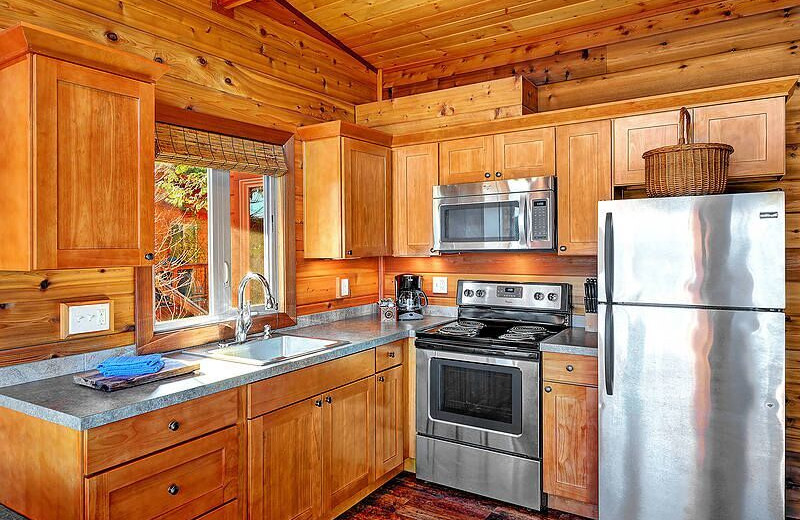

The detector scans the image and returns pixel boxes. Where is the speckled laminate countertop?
[539,327,598,356]
[0,315,453,431]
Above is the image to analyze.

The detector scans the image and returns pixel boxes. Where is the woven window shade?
[155,123,288,176]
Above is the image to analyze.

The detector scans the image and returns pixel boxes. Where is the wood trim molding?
[389,76,799,146]
[295,120,393,146]
[155,104,293,145]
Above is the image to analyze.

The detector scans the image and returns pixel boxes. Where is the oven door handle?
[415,340,540,361]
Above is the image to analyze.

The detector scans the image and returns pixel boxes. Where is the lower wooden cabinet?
[375,366,404,478]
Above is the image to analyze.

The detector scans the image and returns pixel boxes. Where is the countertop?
[539,327,598,356]
[0,315,453,431]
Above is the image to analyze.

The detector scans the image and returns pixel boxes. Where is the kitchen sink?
[190,334,349,366]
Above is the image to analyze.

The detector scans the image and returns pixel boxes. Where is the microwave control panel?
[529,199,550,241]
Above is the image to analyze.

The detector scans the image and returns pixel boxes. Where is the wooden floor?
[338,473,588,520]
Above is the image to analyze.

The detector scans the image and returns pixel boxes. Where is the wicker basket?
[642,107,734,197]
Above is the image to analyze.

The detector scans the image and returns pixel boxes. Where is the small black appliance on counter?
[394,274,428,320]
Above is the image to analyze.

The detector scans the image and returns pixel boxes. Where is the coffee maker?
[395,274,428,321]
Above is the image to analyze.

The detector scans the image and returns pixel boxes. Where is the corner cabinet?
[393,144,439,257]
[555,121,612,256]
[0,24,167,271]
[299,122,392,259]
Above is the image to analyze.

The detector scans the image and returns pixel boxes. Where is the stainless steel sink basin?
[190,334,349,366]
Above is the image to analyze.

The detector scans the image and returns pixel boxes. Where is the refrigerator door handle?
[603,211,614,302]
[604,305,614,395]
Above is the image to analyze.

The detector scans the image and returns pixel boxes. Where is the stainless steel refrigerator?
[597,192,785,520]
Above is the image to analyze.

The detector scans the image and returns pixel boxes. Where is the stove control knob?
[534,292,544,301]
[463,289,474,297]
[475,289,486,297]
[547,292,558,302]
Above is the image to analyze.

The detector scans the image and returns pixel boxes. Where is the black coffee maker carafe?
[395,274,428,321]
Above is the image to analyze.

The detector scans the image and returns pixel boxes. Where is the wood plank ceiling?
[245,0,711,70]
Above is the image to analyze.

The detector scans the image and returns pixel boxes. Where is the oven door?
[432,191,554,252]
[416,344,540,459]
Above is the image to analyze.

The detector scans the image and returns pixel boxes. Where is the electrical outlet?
[338,277,350,298]
[60,300,113,338]
[432,277,448,294]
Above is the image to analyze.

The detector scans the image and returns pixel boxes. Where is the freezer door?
[598,192,785,309]
[598,303,785,520]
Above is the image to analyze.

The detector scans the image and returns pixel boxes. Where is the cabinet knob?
[167,484,180,496]
[314,399,323,407]
[388,352,396,358]
[144,252,155,261]
[325,396,333,404]
[378,376,385,382]
[544,386,552,393]
[484,172,491,178]
[566,365,574,372]
[346,250,353,256]
[168,420,180,431]
[495,171,502,178]
[559,246,567,252]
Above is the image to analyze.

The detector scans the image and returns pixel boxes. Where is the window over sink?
[153,162,279,332]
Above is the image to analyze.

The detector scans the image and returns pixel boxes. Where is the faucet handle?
[263,324,272,338]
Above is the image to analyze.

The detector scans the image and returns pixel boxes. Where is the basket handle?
[678,107,693,145]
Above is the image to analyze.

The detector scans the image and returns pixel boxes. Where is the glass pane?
[438,363,515,424]
[441,201,520,243]
[153,162,210,323]
[231,172,267,307]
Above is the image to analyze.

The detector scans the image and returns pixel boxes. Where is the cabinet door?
[494,128,555,180]
[375,366,404,479]
[342,137,391,258]
[439,136,494,184]
[693,98,785,179]
[543,382,598,504]
[393,144,438,257]
[613,111,681,186]
[323,377,375,512]
[34,57,154,269]
[249,398,323,520]
[556,121,612,256]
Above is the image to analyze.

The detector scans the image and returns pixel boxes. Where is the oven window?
[440,201,520,243]
[430,359,522,434]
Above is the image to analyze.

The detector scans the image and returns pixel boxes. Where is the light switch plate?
[338,278,350,298]
[59,300,114,339]
[432,277,448,294]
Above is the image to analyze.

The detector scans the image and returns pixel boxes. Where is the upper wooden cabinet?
[556,121,612,256]
[440,129,556,184]
[393,144,438,257]
[299,122,392,259]
[613,111,681,186]
[693,97,785,179]
[493,128,556,179]
[0,24,167,270]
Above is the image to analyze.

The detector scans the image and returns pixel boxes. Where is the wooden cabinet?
[301,123,392,259]
[375,366,404,479]
[393,143,439,257]
[0,24,167,270]
[323,377,375,512]
[248,398,323,520]
[439,136,495,184]
[555,121,612,256]
[440,130,555,184]
[613,110,681,186]
[493,128,556,179]
[693,97,785,179]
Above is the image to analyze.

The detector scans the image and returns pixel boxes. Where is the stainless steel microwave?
[432,176,556,252]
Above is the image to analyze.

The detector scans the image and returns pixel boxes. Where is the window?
[153,162,278,331]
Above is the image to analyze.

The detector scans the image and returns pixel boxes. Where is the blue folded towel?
[96,354,165,378]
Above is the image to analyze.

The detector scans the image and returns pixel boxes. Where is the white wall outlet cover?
[432,277,448,294]
[339,278,351,297]
[60,301,113,338]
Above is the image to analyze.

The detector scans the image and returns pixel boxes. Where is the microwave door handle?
[521,195,530,246]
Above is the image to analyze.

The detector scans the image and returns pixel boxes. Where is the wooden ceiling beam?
[216,0,256,9]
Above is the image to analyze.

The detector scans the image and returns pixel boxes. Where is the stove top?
[417,319,563,350]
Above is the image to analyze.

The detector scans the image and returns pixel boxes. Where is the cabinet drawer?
[248,350,375,418]
[542,353,597,386]
[85,427,239,520]
[85,389,239,474]
[376,341,404,372]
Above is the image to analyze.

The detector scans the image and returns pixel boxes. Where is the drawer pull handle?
[168,420,180,431]
[566,365,574,372]
[544,386,552,393]
[388,352,396,358]
[167,484,180,496]
[325,396,333,404]
[314,399,323,407]
[378,376,385,382]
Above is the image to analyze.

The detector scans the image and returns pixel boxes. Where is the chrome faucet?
[232,272,277,344]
